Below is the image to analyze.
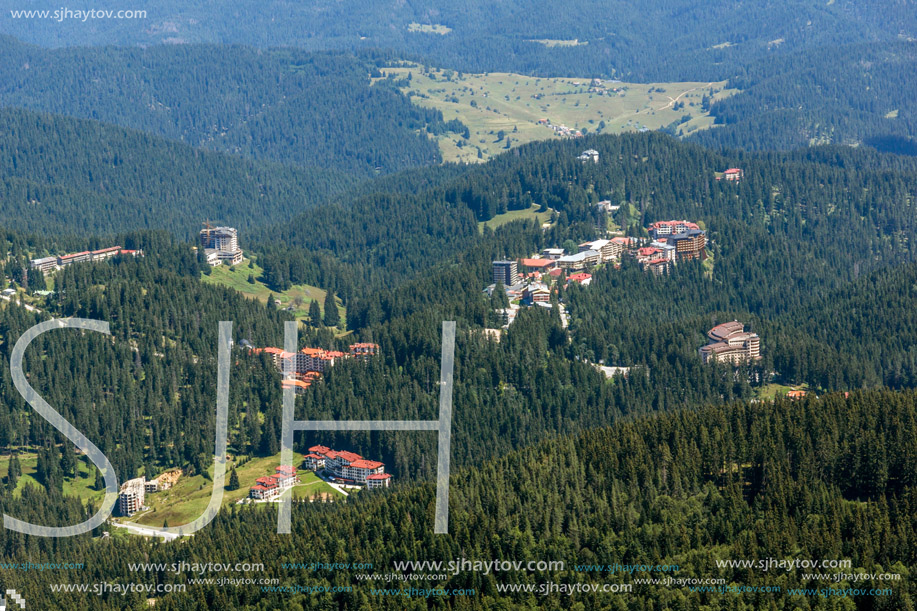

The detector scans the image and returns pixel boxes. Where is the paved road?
[112,521,182,541]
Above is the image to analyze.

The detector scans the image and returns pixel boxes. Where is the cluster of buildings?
[30,246,143,274]
[699,321,762,365]
[487,220,708,327]
[117,470,180,516]
[303,445,392,489]
[249,465,300,500]
[535,118,584,138]
[492,221,705,285]
[200,224,243,266]
[586,78,624,96]
[631,220,708,274]
[250,342,380,394]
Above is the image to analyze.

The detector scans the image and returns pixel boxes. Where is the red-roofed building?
[250,476,281,500]
[648,221,700,238]
[90,246,122,261]
[637,246,662,258]
[303,453,326,470]
[723,168,744,181]
[519,258,556,273]
[273,465,299,487]
[57,251,90,266]
[643,258,670,275]
[567,272,592,286]
[307,445,391,487]
[366,473,393,489]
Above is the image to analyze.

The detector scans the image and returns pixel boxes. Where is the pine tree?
[227,468,240,491]
[323,290,340,327]
[309,300,322,327]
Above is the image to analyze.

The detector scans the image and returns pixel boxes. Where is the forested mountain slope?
[690,41,917,153]
[3,388,917,609]
[0,107,358,236]
[0,38,448,176]
[3,1,916,81]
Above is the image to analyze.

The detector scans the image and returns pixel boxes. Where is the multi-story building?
[249,476,280,500]
[643,258,670,275]
[579,239,617,262]
[541,248,565,260]
[557,249,600,270]
[254,343,375,379]
[29,256,57,274]
[200,225,243,266]
[493,260,519,286]
[578,149,599,163]
[118,477,146,516]
[669,229,706,261]
[90,246,122,261]
[349,343,380,358]
[32,247,140,274]
[519,258,556,274]
[648,220,700,238]
[523,283,551,305]
[723,168,744,181]
[305,445,391,487]
[249,466,300,500]
[699,321,761,364]
[58,251,90,267]
[649,241,677,262]
[366,473,393,489]
[609,237,633,259]
[200,226,238,252]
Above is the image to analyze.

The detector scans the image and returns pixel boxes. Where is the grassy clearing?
[201,257,344,325]
[380,64,738,162]
[407,22,451,34]
[129,453,345,528]
[479,205,554,233]
[755,383,812,400]
[0,449,346,530]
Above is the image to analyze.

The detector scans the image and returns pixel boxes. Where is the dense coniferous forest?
[0,107,362,236]
[0,38,451,176]
[3,1,917,81]
[3,390,917,608]
[2,129,915,501]
[1,9,917,598]
[691,42,917,153]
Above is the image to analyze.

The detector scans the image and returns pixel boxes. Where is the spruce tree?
[309,300,322,327]
[323,290,340,327]
[227,468,240,491]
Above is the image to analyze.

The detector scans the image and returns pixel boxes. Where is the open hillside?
[383,64,737,162]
